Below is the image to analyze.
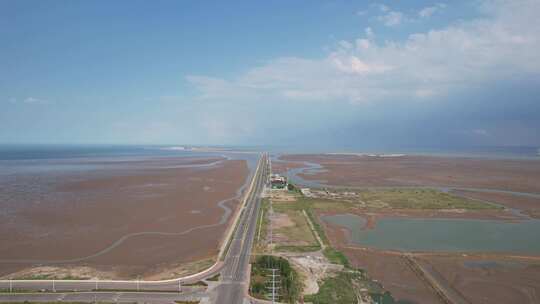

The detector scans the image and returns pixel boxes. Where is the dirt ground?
[270,210,318,247]
[280,154,540,194]
[286,252,343,296]
[0,157,249,279]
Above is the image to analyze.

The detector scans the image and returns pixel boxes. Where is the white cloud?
[472,129,490,136]
[8,97,51,105]
[365,27,375,39]
[378,10,405,27]
[357,10,368,16]
[376,3,447,27]
[187,0,540,105]
[419,3,447,18]
[338,40,353,49]
[23,97,48,104]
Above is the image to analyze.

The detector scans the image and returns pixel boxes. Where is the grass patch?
[304,270,398,304]
[322,248,350,267]
[273,209,319,250]
[304,271,360,304]
[359,188,499,210]
[254,198,270,252]
[205,273,220,281]
[183,281,207,287]
[275,245,321,253]
[249,255,301,303]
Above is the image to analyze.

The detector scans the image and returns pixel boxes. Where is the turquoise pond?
[322,214,540,254]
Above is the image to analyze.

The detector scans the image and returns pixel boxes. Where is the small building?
[270,174,287,189]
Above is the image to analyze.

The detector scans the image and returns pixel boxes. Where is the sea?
[0,144,538,162]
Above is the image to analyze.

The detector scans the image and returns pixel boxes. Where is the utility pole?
[178,280,182,293]
[269,204,273,253]
[95,278,98,291]
[52,279,55,292]
[136,276,140,291]
[9,279,12,293]
[267,268,280,303]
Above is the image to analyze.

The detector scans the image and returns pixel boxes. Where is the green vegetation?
[304,269,399,304]
[249,255,301,303]
[358,188,499,210]
[183,281,207,287]
[322,248,350,267]
[205,273,220,281]
[304,271,361,304]
[254,198,271,252]
[274,209,319,249]
[274,244,321,252]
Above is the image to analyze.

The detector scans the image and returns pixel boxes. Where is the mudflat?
[452,189,540,218]
[280,154,540,193]
[416,255,540,304]
[0,156,249,279]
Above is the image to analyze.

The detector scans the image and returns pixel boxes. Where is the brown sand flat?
[0,157,248,278]
[281,154,540,193]
[452,190,540,218]
[416,255,540,304]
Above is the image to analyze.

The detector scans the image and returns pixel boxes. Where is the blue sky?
[1,0,539,149]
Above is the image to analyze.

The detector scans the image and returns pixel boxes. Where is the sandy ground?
[280,154,540,194]
[0,157,249,279]
[286,252,342,296]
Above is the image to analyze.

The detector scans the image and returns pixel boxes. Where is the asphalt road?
[0,291,206,304]
[210,153,268,303]
[0,153,268,304]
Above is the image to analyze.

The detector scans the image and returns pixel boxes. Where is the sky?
[1,0,540,149]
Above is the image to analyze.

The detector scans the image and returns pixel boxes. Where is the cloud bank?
[188,0,539,105]
[183,0,540,147]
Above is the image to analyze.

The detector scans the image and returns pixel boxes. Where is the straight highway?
[210,153,268,303]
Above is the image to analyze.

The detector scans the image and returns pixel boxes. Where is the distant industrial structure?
[270,174,287,189]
